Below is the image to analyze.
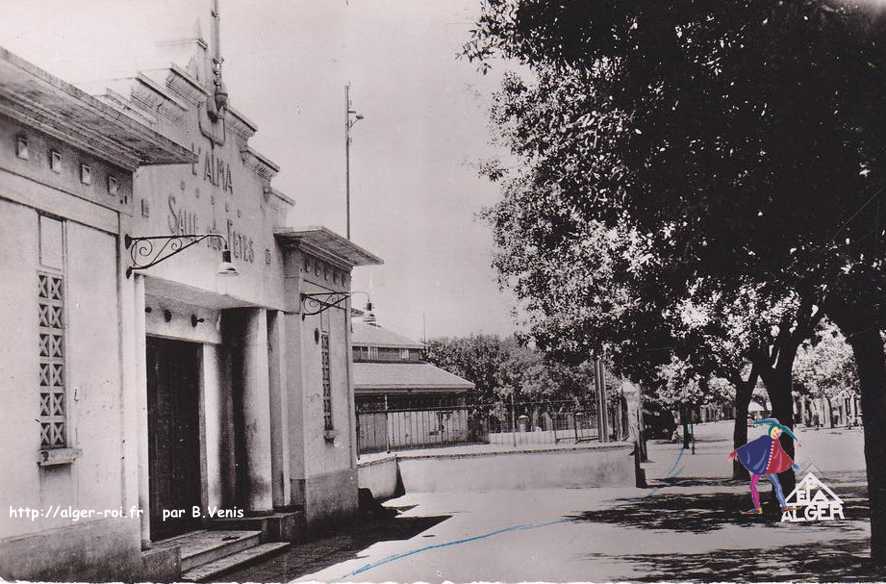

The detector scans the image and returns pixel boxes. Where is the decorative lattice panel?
[38,273,65,448]
[322,333,332,430]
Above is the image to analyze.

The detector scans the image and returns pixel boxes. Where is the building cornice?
[165,63,209,106]
[0,46,195,170]
[227,105,257,141]
[241,146,279,182]
[265,186,295,208]
[297,240,356,272]
[275,226,383,268]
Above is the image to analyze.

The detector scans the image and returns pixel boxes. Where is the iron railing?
[357,398,630,456]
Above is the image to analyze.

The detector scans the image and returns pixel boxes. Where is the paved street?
[226,421,873,582]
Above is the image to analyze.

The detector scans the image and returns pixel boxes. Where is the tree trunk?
[759,361,797,502]
[733,382,753,480]
[681,404,691,450]
[835,321,886,565]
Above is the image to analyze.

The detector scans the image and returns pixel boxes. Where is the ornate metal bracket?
[301,292,351,319]
[300,290,371,320]
[124,233,229,278]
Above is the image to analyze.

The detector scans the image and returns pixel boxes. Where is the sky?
[0,0,520,341]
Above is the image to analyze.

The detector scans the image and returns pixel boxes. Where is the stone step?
[180,542,291,582]
[211,509,306,543]
[154,529,263,572]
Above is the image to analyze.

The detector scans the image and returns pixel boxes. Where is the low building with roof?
[351,321,474,411]
[350,320,475,453]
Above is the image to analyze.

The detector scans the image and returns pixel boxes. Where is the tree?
[465,0,886,561]
[657,357,735,449]
[795,321,859,398]
[793,319,860,426]
[425,334,602,403]
[424,334,512,402]
[484,168,813,480]
[497,345,601,402]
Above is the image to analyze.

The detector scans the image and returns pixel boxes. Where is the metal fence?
[357,398,630,456]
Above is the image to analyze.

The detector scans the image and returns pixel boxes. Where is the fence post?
[634,440,647,487]
[599,359,610,442]
[511,393,517,448]
[613,399,623,441]
[384,400,391,454]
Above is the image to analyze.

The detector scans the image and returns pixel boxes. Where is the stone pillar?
[241,308,274,514]
[283,310,306,508]
[267,310,291,508]
[133,275,151,548]
[344,297,358,469]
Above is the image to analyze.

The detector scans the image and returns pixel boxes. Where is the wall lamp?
[301,290,371,320]
[124,233,239,278]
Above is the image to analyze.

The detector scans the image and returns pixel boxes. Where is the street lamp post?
[345,83,364,240]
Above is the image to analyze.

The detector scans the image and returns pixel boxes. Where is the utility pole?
[345,84,364,240]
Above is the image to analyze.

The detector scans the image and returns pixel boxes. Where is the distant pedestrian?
[728,418,800,515]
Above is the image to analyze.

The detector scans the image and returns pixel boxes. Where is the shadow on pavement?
[216,511,451,582]
[570,477,869,534]
[587,538,879,582]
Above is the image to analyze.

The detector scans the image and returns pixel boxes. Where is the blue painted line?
[663,444,686,477]
[348,518,568,577]
[646,444,686,496]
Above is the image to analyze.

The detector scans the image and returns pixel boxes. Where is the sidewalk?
[224,420,875,582]
[292,487,871,581]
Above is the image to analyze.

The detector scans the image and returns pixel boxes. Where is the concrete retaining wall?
[399,444,633,492]
[357,443,634,499]
[357,455,400,501]
[0,518,142,582]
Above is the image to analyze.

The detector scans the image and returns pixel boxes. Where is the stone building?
[0,8,381,580]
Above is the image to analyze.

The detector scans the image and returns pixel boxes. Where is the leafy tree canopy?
[468,0,886,323]
[425,334,615,402]
[793,319,860,399]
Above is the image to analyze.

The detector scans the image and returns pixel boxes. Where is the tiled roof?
[351,321,425,349]
[353,362,474,392]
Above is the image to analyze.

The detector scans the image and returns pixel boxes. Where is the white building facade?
[0,16,380,581]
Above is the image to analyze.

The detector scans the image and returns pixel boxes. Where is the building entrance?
[146,337,202,540]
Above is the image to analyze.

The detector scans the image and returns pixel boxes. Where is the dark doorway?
[147,337,202,540]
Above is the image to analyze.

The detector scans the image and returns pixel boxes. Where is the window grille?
[38,272,66,448]
[352,344,370,362]
[321,332,332,430]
